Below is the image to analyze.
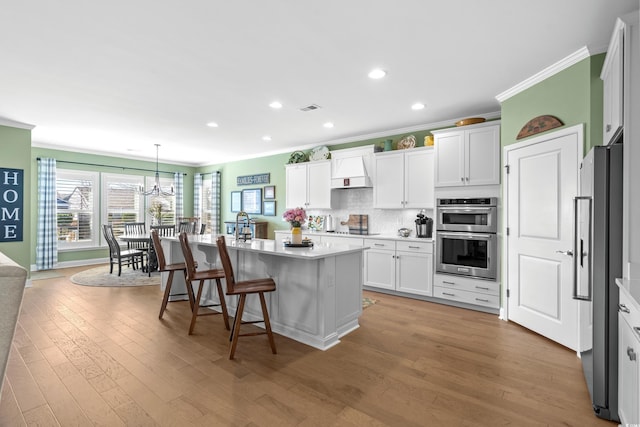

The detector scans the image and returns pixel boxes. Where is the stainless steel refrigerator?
[574,143,622,421]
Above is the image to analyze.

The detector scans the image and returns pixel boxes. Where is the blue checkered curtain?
[193,173,202,219]
[36,158,58,270]
[211,171,221,234]
[174,172,184,219]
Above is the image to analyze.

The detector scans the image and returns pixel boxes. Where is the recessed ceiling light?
[411,103,425,110]
[269,101,282,109]
[368,69,386,79]
[262,135,272,141]
[323,122,334,128]
[206,122,219,127]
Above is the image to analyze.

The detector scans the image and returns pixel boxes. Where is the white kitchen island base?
[161,236,365,351]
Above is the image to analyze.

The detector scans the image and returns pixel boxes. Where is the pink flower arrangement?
[283,207,307,228]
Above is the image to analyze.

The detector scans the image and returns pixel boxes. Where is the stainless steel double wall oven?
[436,197,498,280]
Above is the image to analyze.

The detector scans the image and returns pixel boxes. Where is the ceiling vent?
[300,104,321,112]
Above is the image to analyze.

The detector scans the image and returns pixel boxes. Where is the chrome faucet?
[235,211,252,241]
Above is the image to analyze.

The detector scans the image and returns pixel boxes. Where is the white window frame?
[56,169,100,250]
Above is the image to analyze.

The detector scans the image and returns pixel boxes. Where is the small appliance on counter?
[415,210,433,238]
[325,215,334,232]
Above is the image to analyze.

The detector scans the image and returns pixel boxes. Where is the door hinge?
[506,227,510,236]
[507,289,510,298]
[504,164,510,174]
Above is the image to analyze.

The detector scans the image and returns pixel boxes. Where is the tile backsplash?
[305,188,434,235]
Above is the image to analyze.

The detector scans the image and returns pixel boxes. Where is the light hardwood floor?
[0,265,616,426]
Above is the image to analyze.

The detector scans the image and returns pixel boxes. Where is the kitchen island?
[160,235,366,350]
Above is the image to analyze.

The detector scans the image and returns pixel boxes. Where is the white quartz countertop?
[274,229,433,243]
[166,234,367,260]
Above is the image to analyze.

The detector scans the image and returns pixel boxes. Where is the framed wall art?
[263,200,276,216]
[241,188,262,214]
[230,191,242,212]
[264,185,275,200]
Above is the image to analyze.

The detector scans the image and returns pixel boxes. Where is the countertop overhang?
[164,234,367,260]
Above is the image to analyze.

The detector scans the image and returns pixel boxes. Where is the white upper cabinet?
[601,20,625,145]
[373,146,434,209]
[285,160,332,209]
[433,122,501,187]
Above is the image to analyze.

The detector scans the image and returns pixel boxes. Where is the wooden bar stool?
[179,232,230,335]
[215,235,277,359]
[151,230,192,319]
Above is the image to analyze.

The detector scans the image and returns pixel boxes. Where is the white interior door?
[505,125,581,351]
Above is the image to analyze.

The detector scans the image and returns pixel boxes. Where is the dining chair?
[178,232,230,335]
[199,223,207,235]
[150,224,175,237]
[102,224,145,276]
[178,221,197,234]
[151,230,191,319]
[215,235,277,359]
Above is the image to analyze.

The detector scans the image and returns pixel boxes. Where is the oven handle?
[438,207,494,212]
[437,232,494,239]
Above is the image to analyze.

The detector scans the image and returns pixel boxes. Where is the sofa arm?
[0,252,28,399]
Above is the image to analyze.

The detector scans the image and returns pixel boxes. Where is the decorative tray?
[283,241,314,248]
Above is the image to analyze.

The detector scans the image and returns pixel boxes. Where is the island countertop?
[163,234,367,260]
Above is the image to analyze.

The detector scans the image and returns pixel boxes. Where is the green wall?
[501,54,605,152]
[0,125,32,271]
[30,147,195,266]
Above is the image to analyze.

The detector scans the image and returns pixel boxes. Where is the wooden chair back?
[150,224,175,237]
[178,221,197,234]
[124,222,146,235]
[150,230,167,271]
[102,224,121,256]
[178,231,198,283]
[199,223,207,234]
[215,236,236,293]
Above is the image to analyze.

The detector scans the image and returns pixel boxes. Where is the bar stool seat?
[216,235,277,359]
[151,230,191,319]
[179,232,230,335]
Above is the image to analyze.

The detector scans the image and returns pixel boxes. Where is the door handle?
[556,250,574,256]
[619,304,631,313]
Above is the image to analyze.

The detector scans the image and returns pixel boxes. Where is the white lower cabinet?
[364,239,433,296]
[618,287,640,425]
[433,274,500,309]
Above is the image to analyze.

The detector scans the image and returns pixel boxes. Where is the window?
[102,173,145,237]
[56,170,99,249]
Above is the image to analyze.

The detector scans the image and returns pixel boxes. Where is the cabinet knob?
[606,124,612,132]
[619,303,631,313]
[460,177,464,182]
[465,177,469,182]
[627,346,637,361]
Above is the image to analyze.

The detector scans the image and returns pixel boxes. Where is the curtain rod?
[197,171,221,176]
[36,158,187,176]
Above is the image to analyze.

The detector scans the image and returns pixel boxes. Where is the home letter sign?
[0,168,24,242]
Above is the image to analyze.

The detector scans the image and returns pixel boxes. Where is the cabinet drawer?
[365,239,396,251]
[434,286,499,309]
[396,240,432,253]
[435,274,499,295]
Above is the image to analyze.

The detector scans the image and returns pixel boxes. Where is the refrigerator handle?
[573,196,592,301]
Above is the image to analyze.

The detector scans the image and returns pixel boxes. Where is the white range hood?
[330,145,374,189]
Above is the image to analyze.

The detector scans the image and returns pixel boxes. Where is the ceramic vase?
[291,226,302,244]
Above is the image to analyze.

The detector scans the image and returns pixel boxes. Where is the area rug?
[362,297,377,309]
[70,265,160,287]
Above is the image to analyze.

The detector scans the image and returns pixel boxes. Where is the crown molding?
[495,46,593,103]
[191,111,502,166]
[0,117,35,130]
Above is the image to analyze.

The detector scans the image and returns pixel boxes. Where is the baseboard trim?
[30,257,109,272]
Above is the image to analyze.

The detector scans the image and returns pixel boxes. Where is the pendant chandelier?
[142,144,174,196]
